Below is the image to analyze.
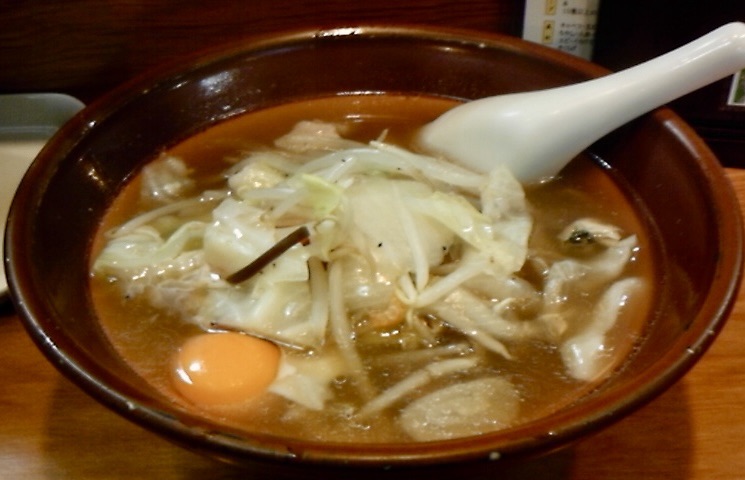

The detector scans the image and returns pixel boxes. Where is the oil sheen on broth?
[89,95,656,443]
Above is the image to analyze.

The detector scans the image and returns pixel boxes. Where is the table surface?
[1,169,743,479]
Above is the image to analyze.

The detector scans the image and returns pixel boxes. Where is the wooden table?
[1,169,744,479]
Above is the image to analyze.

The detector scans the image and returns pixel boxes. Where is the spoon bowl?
[420,22,745,183]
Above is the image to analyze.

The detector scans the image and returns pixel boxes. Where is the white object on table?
[0,93,84,303]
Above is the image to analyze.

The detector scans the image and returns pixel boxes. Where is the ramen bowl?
[5,26,743,476]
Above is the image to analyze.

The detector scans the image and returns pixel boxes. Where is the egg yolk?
[172,332,280,407]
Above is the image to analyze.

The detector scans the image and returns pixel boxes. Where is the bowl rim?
[5,24,744,468]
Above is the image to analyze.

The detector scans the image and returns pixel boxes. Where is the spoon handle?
[421,22,745,183]
[552,21,745,149]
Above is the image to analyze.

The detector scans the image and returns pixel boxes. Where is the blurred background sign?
[523,0,601,60]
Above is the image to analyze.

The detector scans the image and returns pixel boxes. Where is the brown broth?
[89,94,657,443]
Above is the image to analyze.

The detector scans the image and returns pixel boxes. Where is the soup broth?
[90,95,656,443]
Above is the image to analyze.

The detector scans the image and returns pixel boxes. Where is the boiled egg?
[172,331,280,406]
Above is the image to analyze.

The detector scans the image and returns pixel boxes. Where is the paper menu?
[523,0,601,60]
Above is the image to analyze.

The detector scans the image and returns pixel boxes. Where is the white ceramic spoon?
[419,22,745,184]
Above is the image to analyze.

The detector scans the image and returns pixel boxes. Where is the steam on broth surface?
[90,95,656,443]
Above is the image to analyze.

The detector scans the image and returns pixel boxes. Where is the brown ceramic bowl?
[5,26,743,476]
